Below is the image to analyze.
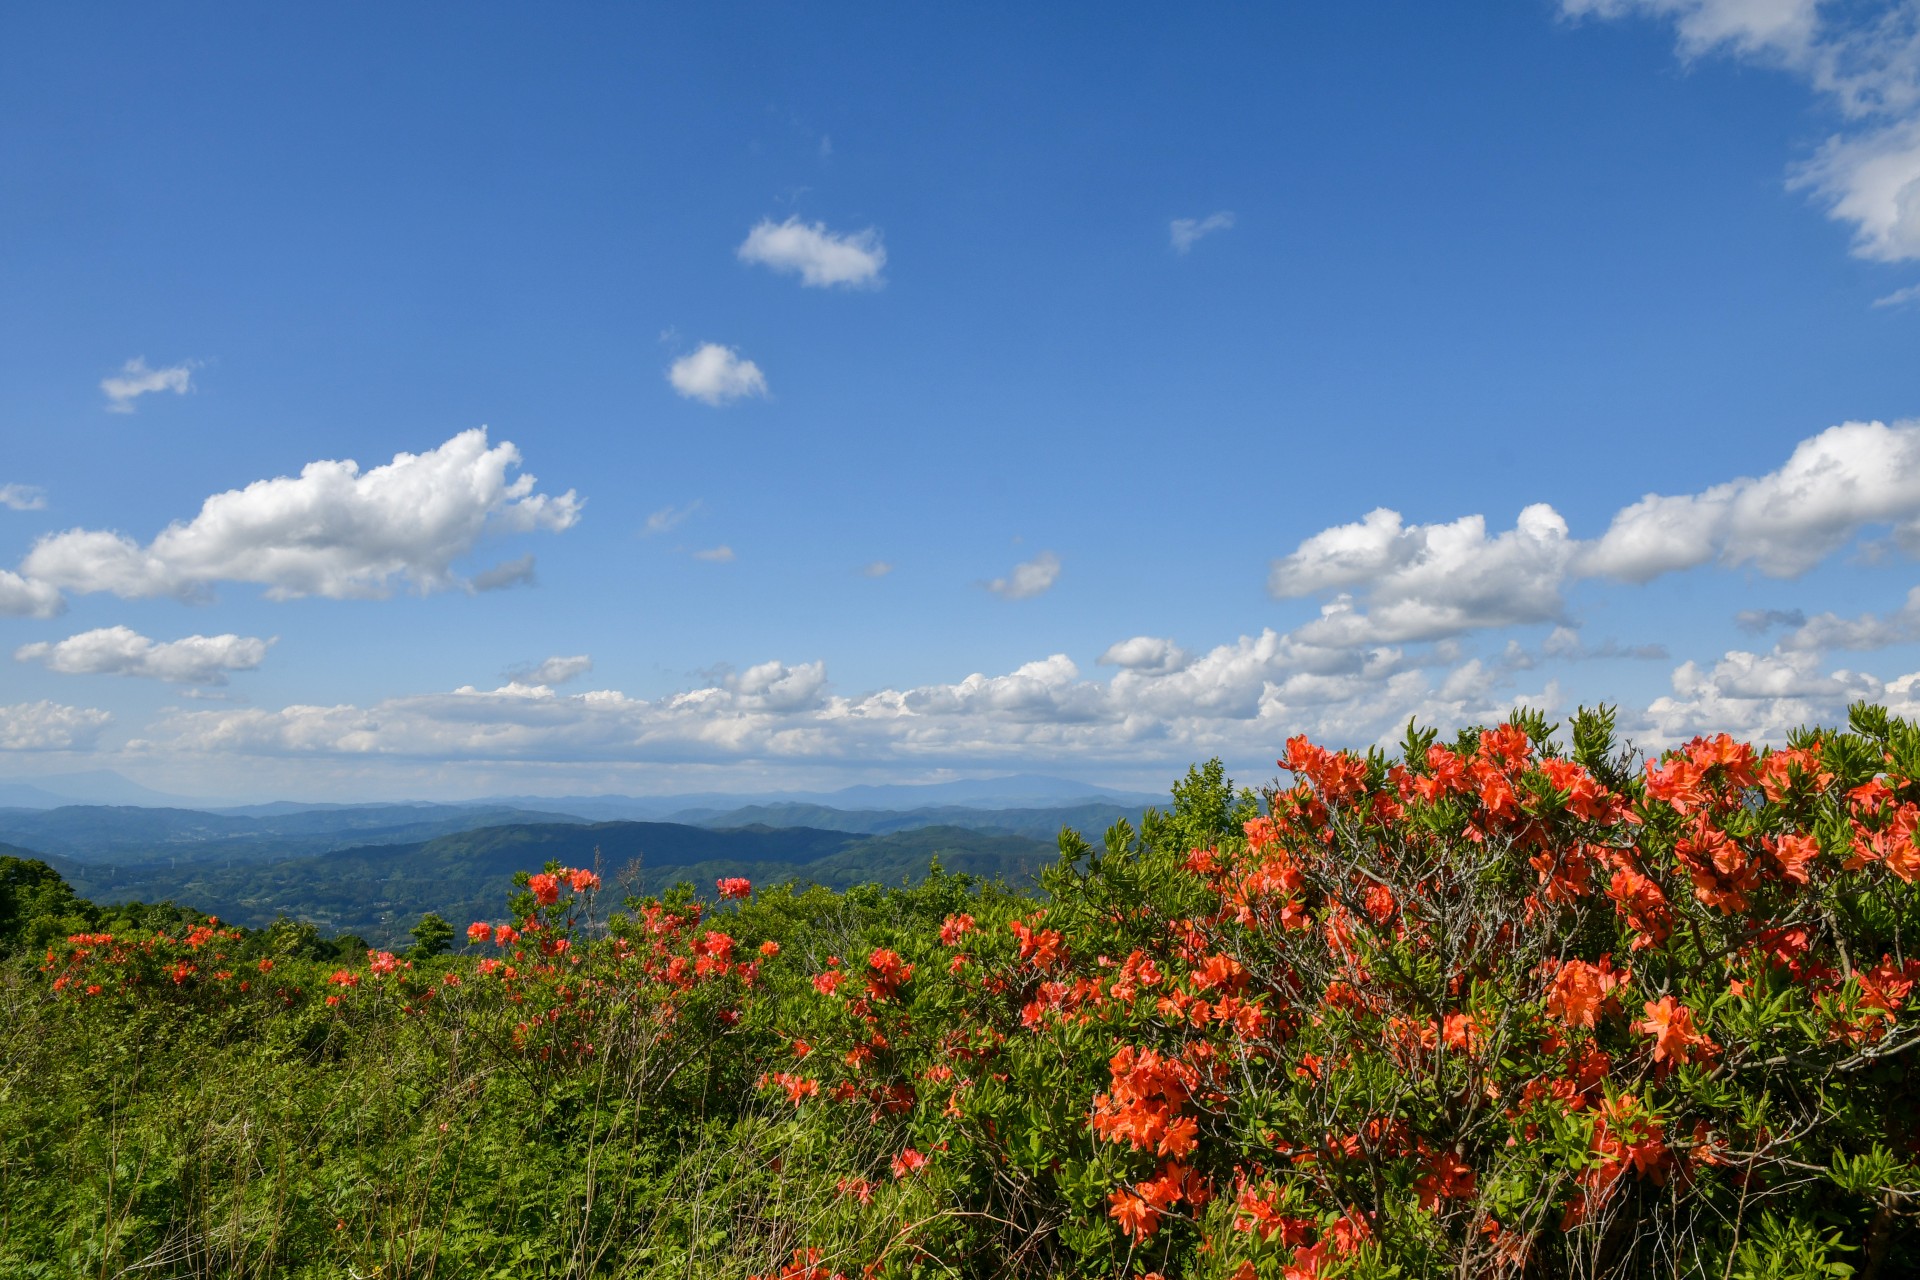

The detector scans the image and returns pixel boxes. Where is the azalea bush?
[729,706,1920,1279]
[3,704,1919,1278]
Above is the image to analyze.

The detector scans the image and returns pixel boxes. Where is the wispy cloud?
[506,654,594,686]
[985,550,1061,600]
[471,554,537,592]
[1170,211,1236,254]
[644,500,703,536]
[693,545,736,563]
[1564,1,1920,263]
[1875,282,1920,308]
[0,484,46,512]
[1735,607,1808,634]
[738,217,886,288]
[101,357,195,413]
[667,344,769,406]
[861,560,893,578]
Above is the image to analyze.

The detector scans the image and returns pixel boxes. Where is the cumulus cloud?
[1268,419,1920,647]
[1771,587,1920,652]
[1098,636,1193,674]
[130,626,1561,773]
[101,358,196,413]
[1641,647,1889,744]
[18,428,578,603]
[644,501,702,535]
[693,545,737,563]
[15,626,271,685]
[1271,505,1575,644]
[0,484,46,512]
[0,700,112,750]
[737,217,886,288]
[0,570,63,619]
[1170,211,1236,253]
[985,550,1061,601]
[1565,0,1920,262]
[667,344,769,406]
[1581,420,1920,580]
[509,654,594,686]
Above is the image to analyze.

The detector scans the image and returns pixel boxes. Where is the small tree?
[408,911,454,958]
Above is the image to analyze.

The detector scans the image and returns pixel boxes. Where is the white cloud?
[1772,586,1920,651]
[1565,0,1920,262]
[693,545,736,563]
[1170,211,1236,253]
[1581,420,1920,580]
[1641,646,1888,744]
[511,654,594,686]
[1540,626,1669,660]
[1735,607,1808,634]
[1561,0,1821,61]
[18,428,579,603]
[132,635,1556,771]
[737,217,887,288]
[471,554,537,592]
[0,700,112,751]
[0,570,63,619]
[15,626,271,685]
[1873,281,1920,307]
[861,561,893,578]
[667,344,769,406]
[985,550,1062,600]
[644,500,702,535]
[729,659,829,712]
[101,358,195,413]
[0,484,46,512]
[1098,635,1193,674]
[1259,419,1920,650]
[1271,505,1575,644]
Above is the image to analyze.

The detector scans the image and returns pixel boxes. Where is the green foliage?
[7,720,1920,1278]
[407,910,454,957]
[49,820,1055,947]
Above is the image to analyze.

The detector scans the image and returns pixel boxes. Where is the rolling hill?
[45,819,1061,946]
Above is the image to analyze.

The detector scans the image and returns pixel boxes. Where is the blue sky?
[4,0,1920,801]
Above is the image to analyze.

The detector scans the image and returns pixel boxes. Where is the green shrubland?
[4,707,1920,1278]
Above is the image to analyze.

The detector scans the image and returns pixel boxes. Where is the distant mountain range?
[0,778,1169,947]
[0,768,1164,816]
[37,820,1065,947]
[0,803,588,864]
[480,773,1165,820]
[0,770,218,809]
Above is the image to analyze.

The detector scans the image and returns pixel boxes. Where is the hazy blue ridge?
[52,820,1059,947]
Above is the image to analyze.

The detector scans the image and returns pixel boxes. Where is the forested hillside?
[20,820,1056,946]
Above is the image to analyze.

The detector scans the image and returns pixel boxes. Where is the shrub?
[5,706,1918,1278]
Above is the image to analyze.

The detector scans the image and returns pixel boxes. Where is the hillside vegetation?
[37,821,1055,945]
[4,707,1919,1278]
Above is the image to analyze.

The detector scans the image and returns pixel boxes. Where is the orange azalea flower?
[1635,996,1715,1066]
[1546,956,1630,1029]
